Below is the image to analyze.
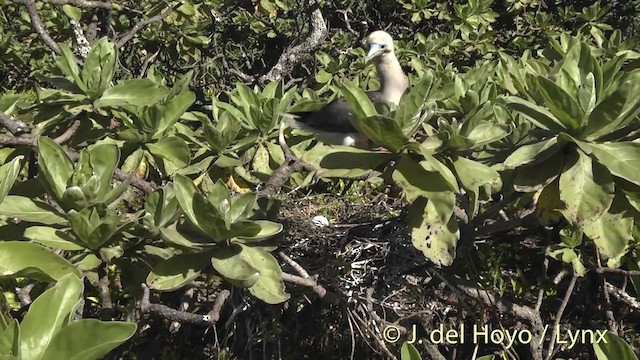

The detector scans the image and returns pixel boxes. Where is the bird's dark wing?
[288,91,384,134]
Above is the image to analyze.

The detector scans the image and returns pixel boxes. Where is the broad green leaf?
[586,80,640,139]
[94,79,169,108]
[503,137,560,169]
[407,198,459,267]
[302,145,393,178]
[503,96,568,132]
[20,274,83,360]
[583,196,633,264]
[238,244,290,304]
[146,136,190,175]
[42,319,136,360]
[340,80,377,119]
[593,332,638,360]
[37,137,74,201]
[252,143,272,176]
[154,91,196,136]
[159,228,207,250]
[393,156,455,223]
[0,320,19,359]
[211,244,260,288]
[87,143,119,200]
[465,123,511,147]
[580,142,640,186]
[395,75,435,136]
[400,342,422,360]
[56,45,86,93]
[0,156,24,204]
[354,115,409,152]
[559,149,614,225]
[81,37,116,97]
[536,180,566,225]
[419,148,459,192]
[24,226,84,250]
[228,192,257,223]
[0,196,66,225]
[513,153,564,192]
[236,220,283,242]
[173,174,202,230]
[146,252,212,291]
[532,76,584,131]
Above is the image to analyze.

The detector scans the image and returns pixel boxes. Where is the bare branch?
[53,120,81,144]
[11,0,61,54]
[115,2,183,48]
[545,273,577,360]
[0,111,30,135]
[259,0,328,82]
[607,283,640,311]
[140,283,230,325]
[595,267,640,277]
[42,0,114,9]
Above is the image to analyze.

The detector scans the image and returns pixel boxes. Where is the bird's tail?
[281,112,316,132]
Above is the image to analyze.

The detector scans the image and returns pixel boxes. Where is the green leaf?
[408,197,460,267]
[400,342,422,360]
[154,91,196,136]
[0,196,66,225]
[532,76,584,131]
[146,136,190,175]
[238,244,290,304]
[0,320,20,359]
[94,79,169,108]
[56,45,86,93]
[355,116,409,153]
[173,174,202,230]
[302,145,393,178]
[395,75,435,136]
[559,149,614,225]
[236,220,283,241]
[503,96,568,132]
[210,244,260,288]
[87,143,119,201]
[419,149,459,192]
[593,332,638,360]
[42,319,136,360]
[0,156,24,204]
[228,192,257,223]
[81,37,116,97]
[146,252,212,291]
[37,137,74,201]
[24,226,84,250]
[585,80,640,139]
[20,274,83,360]
[252,143,272,176]
[340,80,378,119]
[503,137,560,169]
[583,196,633,264]
[579,142,640,186]
[465,123,511,147]
[513,154,564,192]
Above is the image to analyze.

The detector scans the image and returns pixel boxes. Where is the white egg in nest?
[312,215,330,227]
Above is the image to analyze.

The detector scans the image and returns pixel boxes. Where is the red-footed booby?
[285,30,408,147]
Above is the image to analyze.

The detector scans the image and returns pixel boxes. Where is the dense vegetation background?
[2,0,640,359]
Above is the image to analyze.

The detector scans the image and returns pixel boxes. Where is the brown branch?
[98,264,114,320]
[115,2,183,48]
[15,283,35,307]
[475,209,536,236]
[545,273,577,360]
[278,251,310,278]
[606,283,640,311]
[11,0,61,54]
[456,281,544,360]
[140,283,230,325]
[53,120,81,144]
[0,111,30,135]
[42,0,114,8]
[260,122,316,196]
[259,0,328,82]
[595,267,640,277]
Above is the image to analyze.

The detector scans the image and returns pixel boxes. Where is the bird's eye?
[380,44,386,49]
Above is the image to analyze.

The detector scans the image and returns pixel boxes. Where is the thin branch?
[115,2,183,48]
[595,267,640,277]
[545,273,577,360]
[140,283,230,325]
[98,263,114,320]
[15,283,35,306]
[278,251,310,278]
[606,283,640,311]
[259,0,328,82]
[475,209,536,236]
[11,0,61,54]
[42,0,114,8]
[53,120,81,144]
[0,111,30,135]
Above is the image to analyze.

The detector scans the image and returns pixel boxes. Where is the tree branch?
[140,283,230,325]
[42,0,114,8]
[0,111,30,135]
[545,273,577,360]
[11,0,61,54]
[259,0,328,82]
[115,1,183,48]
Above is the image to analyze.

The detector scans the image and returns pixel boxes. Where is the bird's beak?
[366,43,385,63]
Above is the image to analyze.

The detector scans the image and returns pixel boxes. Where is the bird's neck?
[376,54,408,105]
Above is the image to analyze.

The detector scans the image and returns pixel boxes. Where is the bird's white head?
[366,30,395,62]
